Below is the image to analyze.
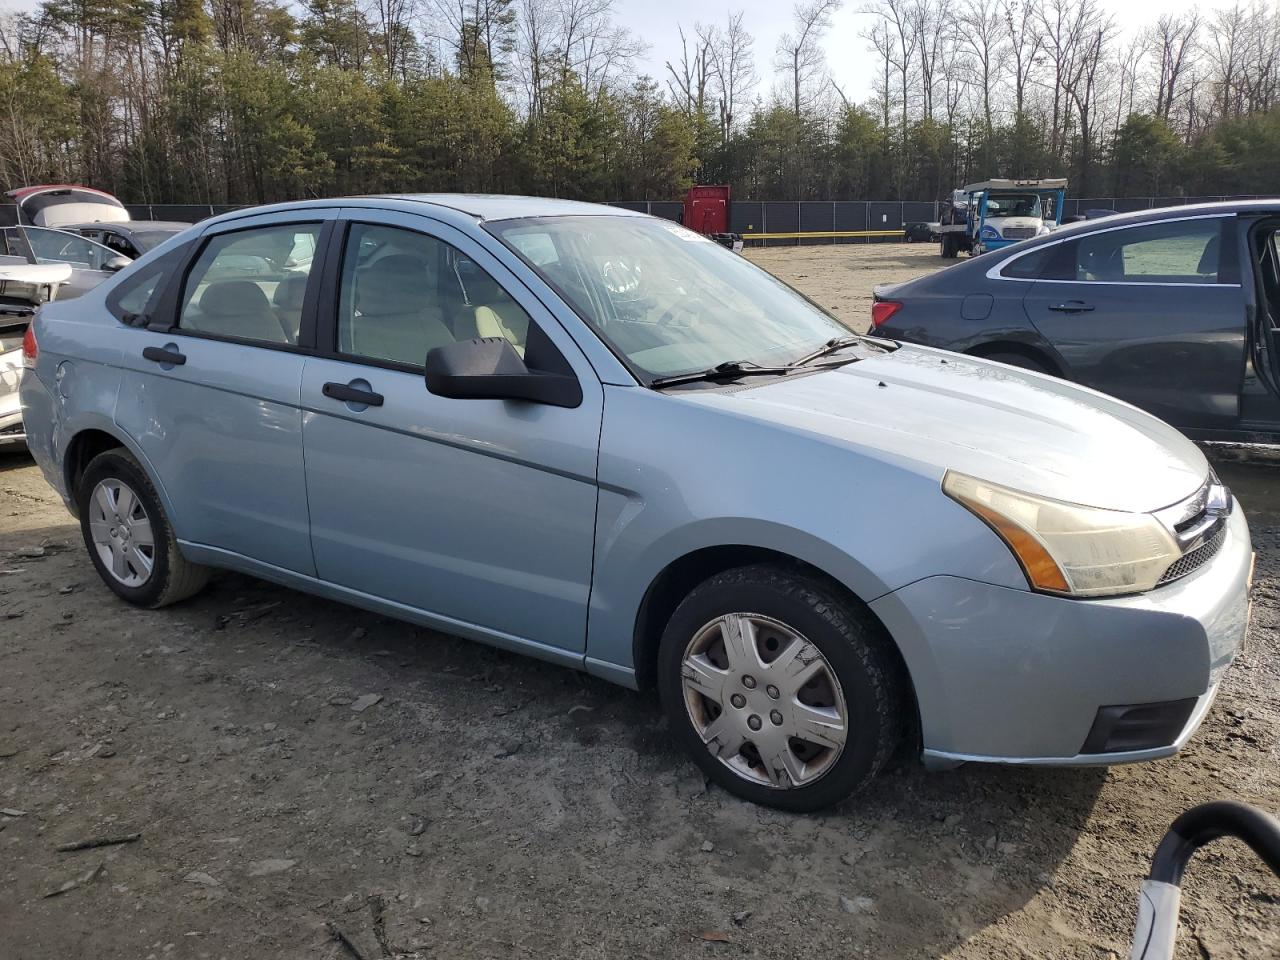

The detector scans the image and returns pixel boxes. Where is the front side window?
[24,227,115,270]
[337,223,535,368]
[487,216,849,378]
[178,223,321,345]
[1048,220,1224,284]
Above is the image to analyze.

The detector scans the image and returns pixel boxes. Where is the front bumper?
[870,507,1252,766]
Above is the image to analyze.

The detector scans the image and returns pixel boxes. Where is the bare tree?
[1150,12,1200,121]
[775,0,842,117]
[959,0,1006,143]
[665,22,713,117]
[707,11,756,140]
[1000,0,1040,119]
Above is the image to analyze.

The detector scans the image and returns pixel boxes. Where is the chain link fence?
[3,195,1276,246]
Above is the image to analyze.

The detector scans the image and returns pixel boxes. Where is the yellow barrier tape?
[740,230,907,239]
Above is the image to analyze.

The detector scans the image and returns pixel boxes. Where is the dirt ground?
[2,243,1279,960]
[743,241,942,332]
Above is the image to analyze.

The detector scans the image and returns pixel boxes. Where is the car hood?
[682,345,1208,514]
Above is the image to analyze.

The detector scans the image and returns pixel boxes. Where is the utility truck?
[938,178,1067,258]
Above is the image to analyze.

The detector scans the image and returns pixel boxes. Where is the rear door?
[1022,215,1244,431]
[112,210,336,574]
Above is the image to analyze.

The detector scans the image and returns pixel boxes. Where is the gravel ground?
[1,243,1277,960]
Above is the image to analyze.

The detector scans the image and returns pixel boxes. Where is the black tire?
[657,564,907,812]
[940,235,957,259]
[980,351,1052,374]
[76,447,211,608]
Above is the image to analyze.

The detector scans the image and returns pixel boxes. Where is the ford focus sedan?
[20,196,1253,811]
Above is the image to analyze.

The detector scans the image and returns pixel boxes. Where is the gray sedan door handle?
[1048,301,1094,313]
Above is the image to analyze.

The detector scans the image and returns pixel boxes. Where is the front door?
[113,212,335,574]
[1022,215,1245,431]
[299,211,602,654]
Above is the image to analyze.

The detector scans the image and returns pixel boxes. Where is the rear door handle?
[322,381,384,407]
[142,345,186,365]
[1047,301,1094,313]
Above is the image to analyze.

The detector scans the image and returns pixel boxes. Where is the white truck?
[937,178,1067,258]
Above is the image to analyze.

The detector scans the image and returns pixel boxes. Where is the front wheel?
[77,448,211,608]
[657,564,907,812]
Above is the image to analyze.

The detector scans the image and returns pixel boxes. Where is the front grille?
[1158,527,1227,585]
[1002,227,1037,239]
[0,423,22,437]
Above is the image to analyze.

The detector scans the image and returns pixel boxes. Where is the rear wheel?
[657,564,906,812]
[77,448,211,608]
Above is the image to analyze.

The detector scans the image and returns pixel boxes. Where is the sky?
[618,0,1218,105]
[0,0,1223,103]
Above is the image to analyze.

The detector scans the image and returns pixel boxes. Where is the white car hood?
[685,345,1208,514]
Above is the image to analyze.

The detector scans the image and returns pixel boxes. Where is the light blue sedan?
[19,196,1253,811]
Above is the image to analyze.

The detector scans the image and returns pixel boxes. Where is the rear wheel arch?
[631,545,920,745]
[63,427,177,530]
[965,341,1063,375]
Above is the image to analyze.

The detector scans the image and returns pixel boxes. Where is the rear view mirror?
[104,255,132,272]
[425,337,582,409]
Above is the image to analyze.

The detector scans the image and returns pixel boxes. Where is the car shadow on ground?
[1,510,1107,957]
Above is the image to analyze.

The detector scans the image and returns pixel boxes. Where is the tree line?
[0,0,1278,207]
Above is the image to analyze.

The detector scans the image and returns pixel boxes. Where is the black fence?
[3,195,1277,246]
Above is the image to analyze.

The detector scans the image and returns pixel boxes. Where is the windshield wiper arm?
[649,360,793,389]
[788,335,861,368]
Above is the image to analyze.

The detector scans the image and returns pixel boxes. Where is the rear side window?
[1043,220,1225,284]
[999,245,1055,280]
[178,223,321,345]
[106,251,185,323]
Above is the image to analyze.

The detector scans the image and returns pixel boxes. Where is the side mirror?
[104,255,132,272]
[425,337,582,409]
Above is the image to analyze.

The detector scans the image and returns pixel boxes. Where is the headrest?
[273,274,308,309]
[200,280,272,317]
[357,256,426,316]
[1197,235,1220,275]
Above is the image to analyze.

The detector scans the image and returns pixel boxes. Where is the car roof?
[200,194,647,231]
[371,194,645,220]
[995,199,1280,251]
[66,220,190,232]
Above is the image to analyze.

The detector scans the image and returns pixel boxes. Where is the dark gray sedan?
[872,201,1280,442]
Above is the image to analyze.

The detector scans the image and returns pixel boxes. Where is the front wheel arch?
[631,545,921,748]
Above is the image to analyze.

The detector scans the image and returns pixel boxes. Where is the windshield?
[487,216,850,379]
[985,194,1043,218]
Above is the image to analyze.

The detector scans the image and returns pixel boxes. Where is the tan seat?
[350,256,455,366]
[467,272,530,357]
[474,304,529,357]
[272,274,308,342]
[192,280,288,343]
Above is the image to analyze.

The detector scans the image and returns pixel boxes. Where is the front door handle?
[1047,301,1094,313]
[322,381,384,407]
[142,345,186,365]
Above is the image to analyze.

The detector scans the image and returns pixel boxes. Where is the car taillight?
[871,300,902,327]
[22,324,38,368]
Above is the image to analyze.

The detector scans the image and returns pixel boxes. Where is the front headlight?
[943,471,1180,597]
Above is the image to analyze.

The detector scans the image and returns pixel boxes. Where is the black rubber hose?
[1149,800,1280,886]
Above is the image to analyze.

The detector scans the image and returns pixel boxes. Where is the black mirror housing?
[425,337,582,409]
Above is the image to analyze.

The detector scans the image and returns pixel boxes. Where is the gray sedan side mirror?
[425,337,582,409]
[104,255,132,272]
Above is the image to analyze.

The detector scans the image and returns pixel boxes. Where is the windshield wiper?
[649,360,796,389]
[649,355,858,389]
[787,335,861,368]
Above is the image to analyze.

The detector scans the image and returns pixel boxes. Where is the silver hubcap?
[680,613,847,789]
[88,479,155,587]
